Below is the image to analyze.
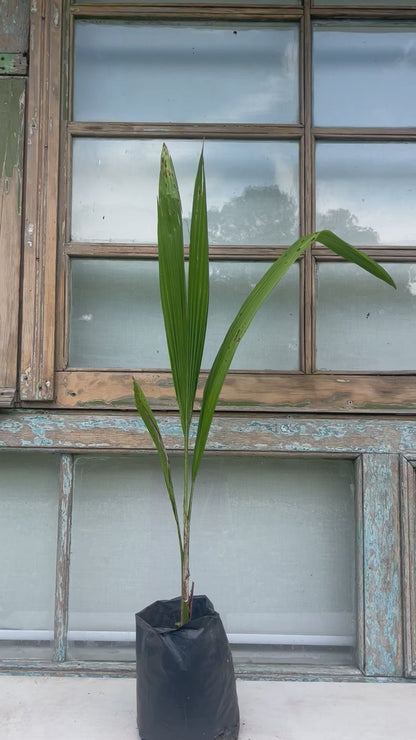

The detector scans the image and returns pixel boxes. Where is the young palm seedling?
[133,143,395,628]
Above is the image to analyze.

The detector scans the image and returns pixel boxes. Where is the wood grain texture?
[362,453,403,677]
[54,454,74,663]
[0,77,25,407]
[53,370,416,413]
[71,5,303,20]
[3,411,416,453]
[20,0,63,401]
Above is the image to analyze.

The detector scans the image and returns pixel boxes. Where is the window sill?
[1,676,415,740]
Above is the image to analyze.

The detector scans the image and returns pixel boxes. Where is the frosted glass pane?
[68,455,355,664]
[313,22,416,127]
[0,452,59,659]
[74,21,299,123]
[69,259,299,371]
[71,139,299,245]
[316,143,416,246]
[316,262,416,371]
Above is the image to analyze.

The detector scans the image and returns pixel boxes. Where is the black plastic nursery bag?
[135,595,240,740]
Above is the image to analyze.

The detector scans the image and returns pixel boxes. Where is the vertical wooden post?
[20,0,63,401]
[54,453,74,663]
[0,0,29,407]
[362,453,403,677]
[0,78,25,406]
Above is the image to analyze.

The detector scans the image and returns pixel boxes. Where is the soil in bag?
[136,595,240,740]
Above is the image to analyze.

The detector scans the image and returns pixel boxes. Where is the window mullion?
[20,0,63,402]
[53,453,74,663]
[303,0,314,374]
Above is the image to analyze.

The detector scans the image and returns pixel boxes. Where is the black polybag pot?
[135,595,240,740]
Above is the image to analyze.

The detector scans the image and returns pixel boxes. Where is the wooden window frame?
[0,4,27,408]
[0,412,405,678]
[19,0,416,412]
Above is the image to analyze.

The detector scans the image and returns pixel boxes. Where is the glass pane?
[68,455,355,665]
[316,142,416,246]
[71,139,299,245]
[316,262,416,371]
[69,259,299,371]
[74,21,299,123]
[313,21,416,127]
[0,452,59,660]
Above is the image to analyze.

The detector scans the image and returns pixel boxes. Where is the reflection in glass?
[316,143,416,246]
[69,259,299,371]
[313,21,416,127]
[71,139,299,245]
[316,262,416,371]
[68,455,355,664]
[74,21,299,124]
[0,452,59,659]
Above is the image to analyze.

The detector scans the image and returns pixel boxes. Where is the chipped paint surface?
[362,454,402,677]
[0,411,414,680]
[54,455,73,663]
[2,412,416,452]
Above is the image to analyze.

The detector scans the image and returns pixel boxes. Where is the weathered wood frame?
[16,0,416,411]
[401,454,416,678]
[0,1,28,407]
[0,412,407,679]
[20,0,63,402]
[2,0,414,682]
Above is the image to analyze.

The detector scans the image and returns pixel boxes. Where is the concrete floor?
[1,676,416,739]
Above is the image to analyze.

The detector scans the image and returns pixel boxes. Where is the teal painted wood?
[362,454,403,677]
[0,51,26,74]
[53,454,74,663]
[401,455,416,678]
[0,413,413,679]
[2,411,416,452]
[355,456,365,674]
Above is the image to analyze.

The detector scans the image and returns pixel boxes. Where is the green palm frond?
[191,229,395,482]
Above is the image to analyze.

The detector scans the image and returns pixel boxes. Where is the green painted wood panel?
[0,77,25,406]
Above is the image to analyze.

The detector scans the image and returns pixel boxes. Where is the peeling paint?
[2,412,416,454]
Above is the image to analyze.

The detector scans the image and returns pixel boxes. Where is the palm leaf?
[187,151,209,430]
[191,230,396,481]
[133,378,182,551]
[158,144,188,434]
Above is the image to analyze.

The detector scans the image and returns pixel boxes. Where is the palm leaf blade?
[158,144,188,432]
[316,230,396,287]
[187,151,209,427]
[192,230,396,480]
[133,378,181,546]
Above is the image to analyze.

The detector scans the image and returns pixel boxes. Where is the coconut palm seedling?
[133,143,395,627]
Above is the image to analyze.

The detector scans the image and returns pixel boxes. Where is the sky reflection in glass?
[74,21,299,124]
[314,22,416,127]
[71,138,299,245]
[316,142,416,246]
